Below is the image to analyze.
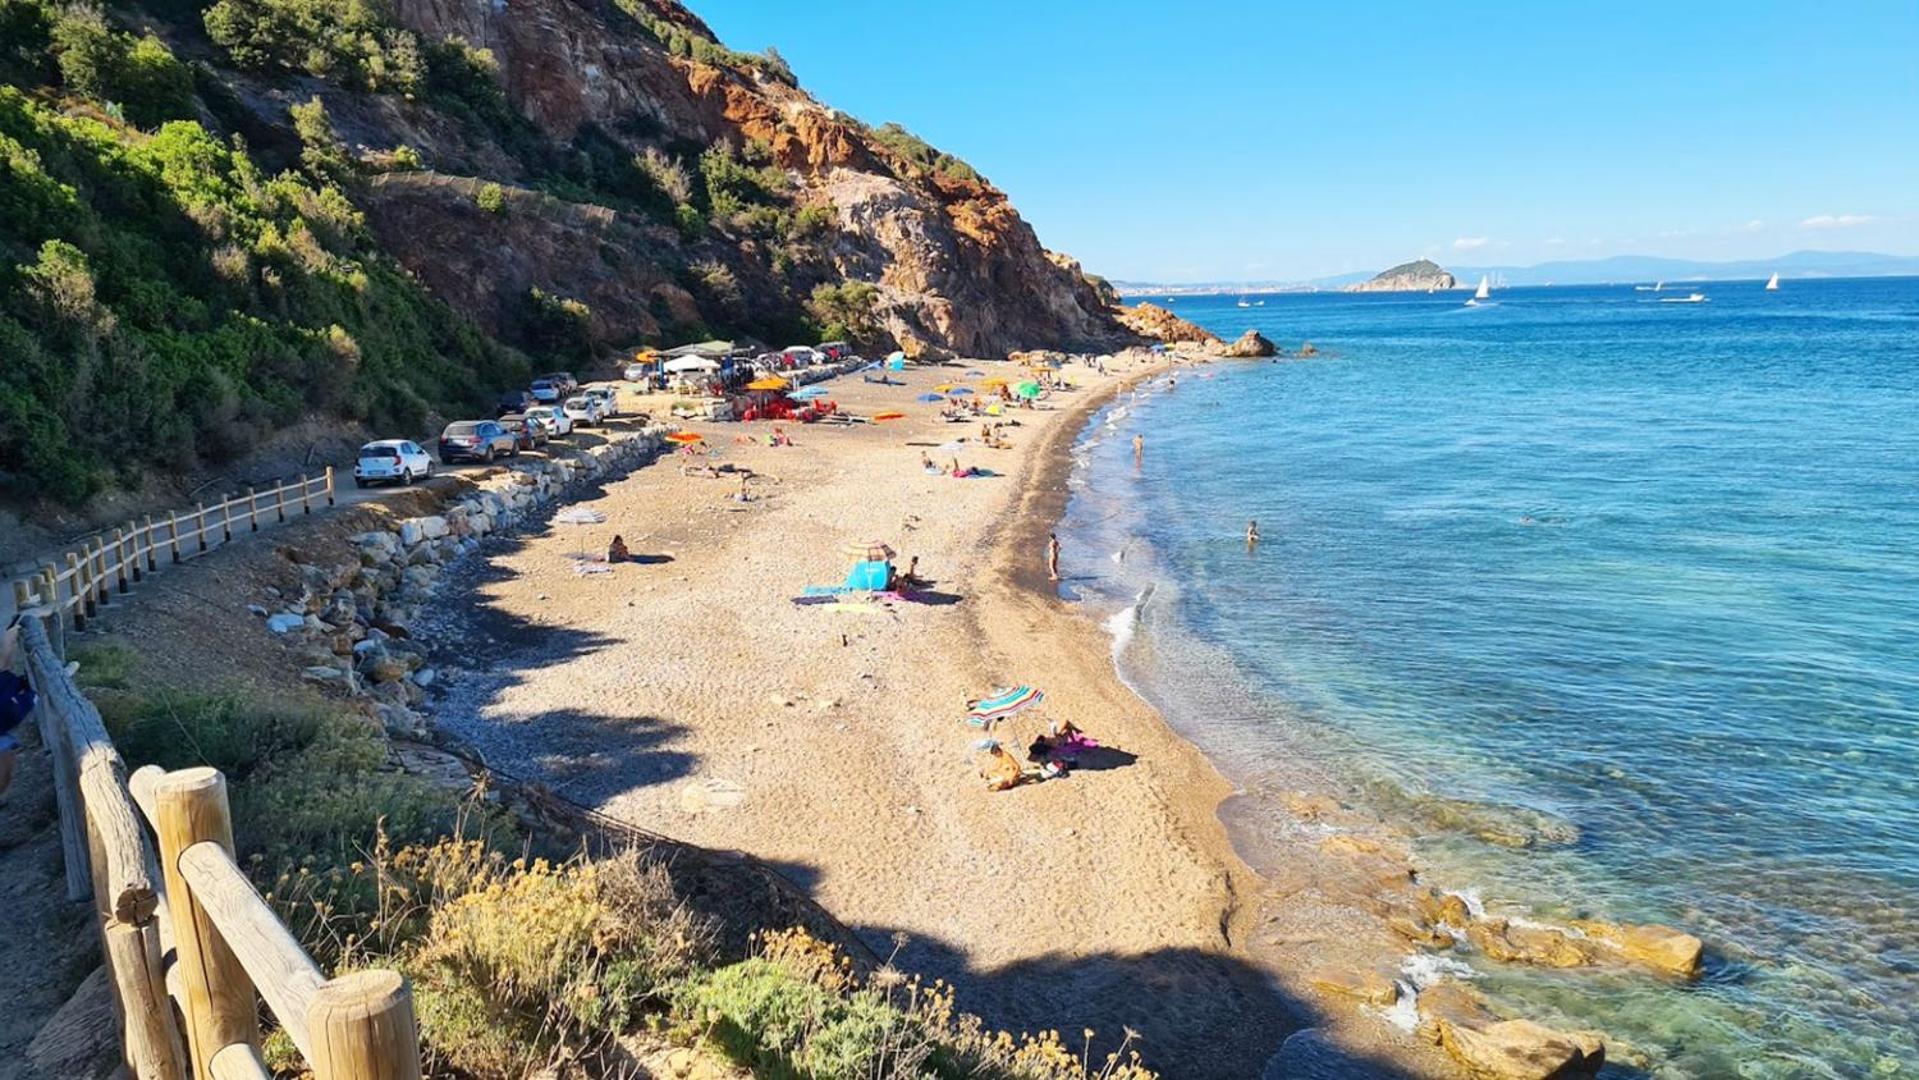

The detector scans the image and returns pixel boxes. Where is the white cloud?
[1453,237,1489,251]
[1741,219,1766,232]
[1800,213,1876,229]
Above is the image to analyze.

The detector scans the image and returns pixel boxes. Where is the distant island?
[1346,258,1456,293]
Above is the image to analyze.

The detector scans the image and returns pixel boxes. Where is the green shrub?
[290,95,352,182]
[474,181,504,213]
[46,6,193,127]
[203,0,425,93]
[807,280,879,343]
[867,122,983,184]
[520,286,591,360]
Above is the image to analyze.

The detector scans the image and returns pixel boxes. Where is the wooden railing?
[6,469,336,653]
[17,616,420,1079]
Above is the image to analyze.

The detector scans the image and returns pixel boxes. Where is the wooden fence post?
[12,580,27,615]
[144,514,159,573]
[246,488,259,532]
[93,540,111,606]
[154,768,259,1076]
[325,465,336,507]
[306,971,422,1080]
[221,498,233,544]
[68,553,89,629]
[300,473,313,515]
[105,921,188,1080]
[197,503,210,552]
[275,482,287,524]
[169,512,183,563]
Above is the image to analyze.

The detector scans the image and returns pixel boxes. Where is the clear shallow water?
[1061,280,1919,1076]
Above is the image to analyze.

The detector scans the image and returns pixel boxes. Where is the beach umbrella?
[873,411,905,421]
[665,431,704,444]
[790,385,829,401]
[887,350,907,364]
[840,539,895,561]
[916,393,944,402]
[745,376,790,391]
[979,377,1010,388]
[968,686,1044,725]
[947,386,974,396]
[1015,381,1042,399]
[936,440,966,454]
[934,383,957,393]
[965,370,985,377]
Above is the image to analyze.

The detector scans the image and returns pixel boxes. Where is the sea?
[1058,278,1919,1077]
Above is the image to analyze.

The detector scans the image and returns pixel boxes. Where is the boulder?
[266,612,306,635]
[1308,968,1400,1008]
[1568,921,1703,979]
[419,515,450,541]
[398,519,427,546]
[1439,1019,1601,1080]
[1466,918,1598,968]
[1220,329,1278,358]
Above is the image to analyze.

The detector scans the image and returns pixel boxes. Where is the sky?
[691,1,1919,283]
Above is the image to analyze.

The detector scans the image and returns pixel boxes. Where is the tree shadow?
[850,925,1424,1080]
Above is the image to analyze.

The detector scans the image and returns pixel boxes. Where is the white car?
[353,440,433,488]
[781,345,821,367]
[562,395,605,426]
[583,386,621,417]
[524,405,572,436]
[622,363,650,382]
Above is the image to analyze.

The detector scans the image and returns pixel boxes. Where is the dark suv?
[438,420,519,463]
[496,389,536,416]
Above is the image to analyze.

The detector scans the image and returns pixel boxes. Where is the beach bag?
[0,671,35,737]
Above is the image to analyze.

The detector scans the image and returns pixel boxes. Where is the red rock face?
[384,0,1131,356]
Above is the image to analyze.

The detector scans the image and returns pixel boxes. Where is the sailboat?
[1237,296,1252,308]
[1634,280,1664,292]
[1658,292,1708,304]
[1464,275,1491,306]
[1765,272,1780,291]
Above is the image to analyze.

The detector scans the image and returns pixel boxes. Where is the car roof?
[361,439,406,449]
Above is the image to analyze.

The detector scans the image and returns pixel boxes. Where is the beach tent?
[886,351,907,371]
[844,560,891,591]
[665,355,721,374]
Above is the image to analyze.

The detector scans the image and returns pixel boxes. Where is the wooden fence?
[6,470,336,655]
[16,615,420,1079]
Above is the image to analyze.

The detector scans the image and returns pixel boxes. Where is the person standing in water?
[1047,532,1061,582]
[1132,433,1144,465]
[1246,519,1260,549]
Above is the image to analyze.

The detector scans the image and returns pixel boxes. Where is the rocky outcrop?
[1219,329,1278,358]
[1116,302,1220,345]
[1417,981,1604,1080]
[1347,258,1456,293]
[374,0,1131,357]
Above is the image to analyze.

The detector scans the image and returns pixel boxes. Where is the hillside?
[1345,257,1456,292]
[0,0,1129,503]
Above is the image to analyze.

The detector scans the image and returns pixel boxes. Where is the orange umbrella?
[745,376,790,391]
[873,411,905,421]
[665,431,704,444]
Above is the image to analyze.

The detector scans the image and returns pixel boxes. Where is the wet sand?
[427,356,1455,1078]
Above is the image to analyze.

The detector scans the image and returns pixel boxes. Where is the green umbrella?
[1015,381,1042,399]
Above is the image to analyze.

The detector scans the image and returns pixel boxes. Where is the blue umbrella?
[947,386,974,396]
[916,393,944,402]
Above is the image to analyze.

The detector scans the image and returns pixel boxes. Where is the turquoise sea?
[1060,279,1919,1076]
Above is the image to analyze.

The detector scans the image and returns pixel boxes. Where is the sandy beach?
[426,356,1455,1078]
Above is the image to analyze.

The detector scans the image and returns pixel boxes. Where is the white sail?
[1474,276,1490,300]
[1766,272,1780,291]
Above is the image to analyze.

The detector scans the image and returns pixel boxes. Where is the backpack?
[0,671,35,737]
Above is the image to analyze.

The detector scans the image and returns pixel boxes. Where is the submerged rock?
[1569,921,1704,979]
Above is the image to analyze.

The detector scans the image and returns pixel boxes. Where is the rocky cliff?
[332,0,1131,357]
[1347,258,1456,292]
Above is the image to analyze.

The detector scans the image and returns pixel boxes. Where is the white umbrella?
[664,356,720,374]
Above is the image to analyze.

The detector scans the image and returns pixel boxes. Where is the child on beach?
[606,535,630,562]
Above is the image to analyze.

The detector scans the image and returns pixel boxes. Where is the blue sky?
[693,2,1919,282]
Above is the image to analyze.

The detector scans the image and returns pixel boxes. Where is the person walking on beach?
[1047,532,1061,582]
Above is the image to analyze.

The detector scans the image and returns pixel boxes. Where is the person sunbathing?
[606,535,630,563]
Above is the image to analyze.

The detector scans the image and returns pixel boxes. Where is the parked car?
[353,440,433,488]
[438,420,518,463]
[622,362,650,382]
[562,395,605,426]
[817,340,851,361]
[541,371,580,396]
[500,413,549,450]
[781,345,821,368]
[524,404,572,437]
[496,389,536,416]
[529,378,561,404]
[583,386,621,417]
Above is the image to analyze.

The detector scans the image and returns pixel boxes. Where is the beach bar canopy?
[664,355,721,374]
[661,339,738,360]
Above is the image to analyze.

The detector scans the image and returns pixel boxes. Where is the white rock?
[398,520,426,546]
[420,516,450,541]
[411,667,437,688]
[266,613,306,634]
[248,604,269,617]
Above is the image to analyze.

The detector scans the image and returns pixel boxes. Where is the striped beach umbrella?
[967,686,1044,725]
[840,539,895,561]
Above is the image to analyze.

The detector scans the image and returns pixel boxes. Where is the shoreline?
[420,354,1453,1077]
